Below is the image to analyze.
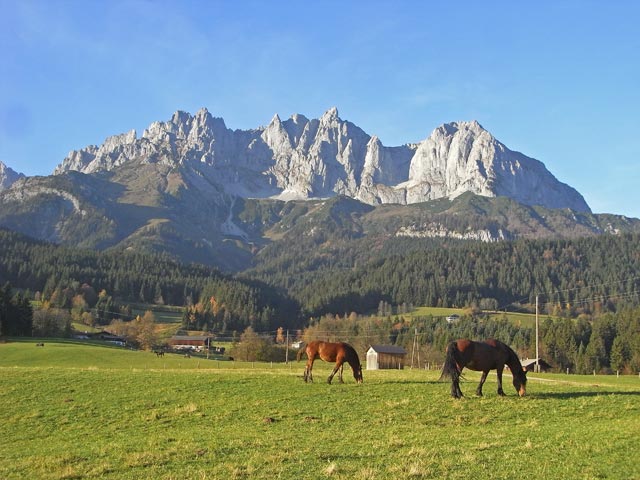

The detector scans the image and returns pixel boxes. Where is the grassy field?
[129,304,185,324]
[1,340,639,479]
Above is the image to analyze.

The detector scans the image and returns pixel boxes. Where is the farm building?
[446,314,460,323]
[520,358,552,372]
[366,345,408,370]
[168,335,213,352]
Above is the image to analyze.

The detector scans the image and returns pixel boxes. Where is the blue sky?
[1,0,639,217]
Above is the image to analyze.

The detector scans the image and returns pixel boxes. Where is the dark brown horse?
[296,341,363,384]
[439,339,527,398]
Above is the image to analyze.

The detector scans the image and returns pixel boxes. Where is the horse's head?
[353,363,363,384]
[513,367,527,397]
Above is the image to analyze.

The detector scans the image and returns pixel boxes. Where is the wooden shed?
[366,345,408,370]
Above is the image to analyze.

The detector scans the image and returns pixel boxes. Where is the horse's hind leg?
[304,359,315,383]
[451,379,463,398]
[476,371,489,396]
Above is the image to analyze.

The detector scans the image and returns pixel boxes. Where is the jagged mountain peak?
[171,110,191,125]
[289,113,309,124]
[431,120,492,141]
[0,161,26,191]
[269,113,282,125]
[450,119,485,131]
[321,106,339,121]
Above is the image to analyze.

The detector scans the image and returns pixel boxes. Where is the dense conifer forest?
[247,232,640,317]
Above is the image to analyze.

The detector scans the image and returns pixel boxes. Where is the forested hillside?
[2,226,640,373]
[0,229,300,331]
[247,232,640,317]
[3,227,640,323]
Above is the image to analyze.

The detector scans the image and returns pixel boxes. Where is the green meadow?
[1,340,639,479]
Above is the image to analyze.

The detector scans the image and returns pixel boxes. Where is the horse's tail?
[296,343,307,362]
[439,341,462,382]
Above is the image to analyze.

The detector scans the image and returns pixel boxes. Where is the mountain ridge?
[51,107,590,212]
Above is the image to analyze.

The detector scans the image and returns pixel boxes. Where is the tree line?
[212,306,640,374]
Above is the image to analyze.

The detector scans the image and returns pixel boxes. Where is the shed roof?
[368,345,407,355]
[520,358,551,368]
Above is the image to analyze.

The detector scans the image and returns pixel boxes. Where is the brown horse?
[439,339,527,398]
[296,341,363,384]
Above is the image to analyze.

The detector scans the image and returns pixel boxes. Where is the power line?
[495,275,640,313]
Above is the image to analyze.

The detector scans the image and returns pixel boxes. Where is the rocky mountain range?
[1,108,638,271]
[52,107,590,212]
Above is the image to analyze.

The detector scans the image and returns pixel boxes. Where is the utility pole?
[411,328,420,369]
[285,329,289,364]
[535,295,540,373]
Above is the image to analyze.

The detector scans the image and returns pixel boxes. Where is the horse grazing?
[439,339,527,398]
[296,341,363,384]
[154,350,164,357]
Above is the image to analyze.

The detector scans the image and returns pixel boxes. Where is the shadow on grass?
[532,391,640,399]
[371,379,444,385]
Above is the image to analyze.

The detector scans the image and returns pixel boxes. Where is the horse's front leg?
[476,371,489,396]
[496,367,505,396]
[328,362,342,384]
[338,364,344,383]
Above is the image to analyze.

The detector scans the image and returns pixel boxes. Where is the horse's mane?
[342,342,360,362]
[499,340,527,384]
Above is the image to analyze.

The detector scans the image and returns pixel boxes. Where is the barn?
[168,335,213,352]
[366,345,408,370]
[520,358,552,372]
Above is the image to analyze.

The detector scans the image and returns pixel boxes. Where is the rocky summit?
[53,108,590,212]
[0,161,25,192]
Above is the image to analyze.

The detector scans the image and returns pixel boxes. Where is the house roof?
[368,345,407,355]
[170,335,212,342]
